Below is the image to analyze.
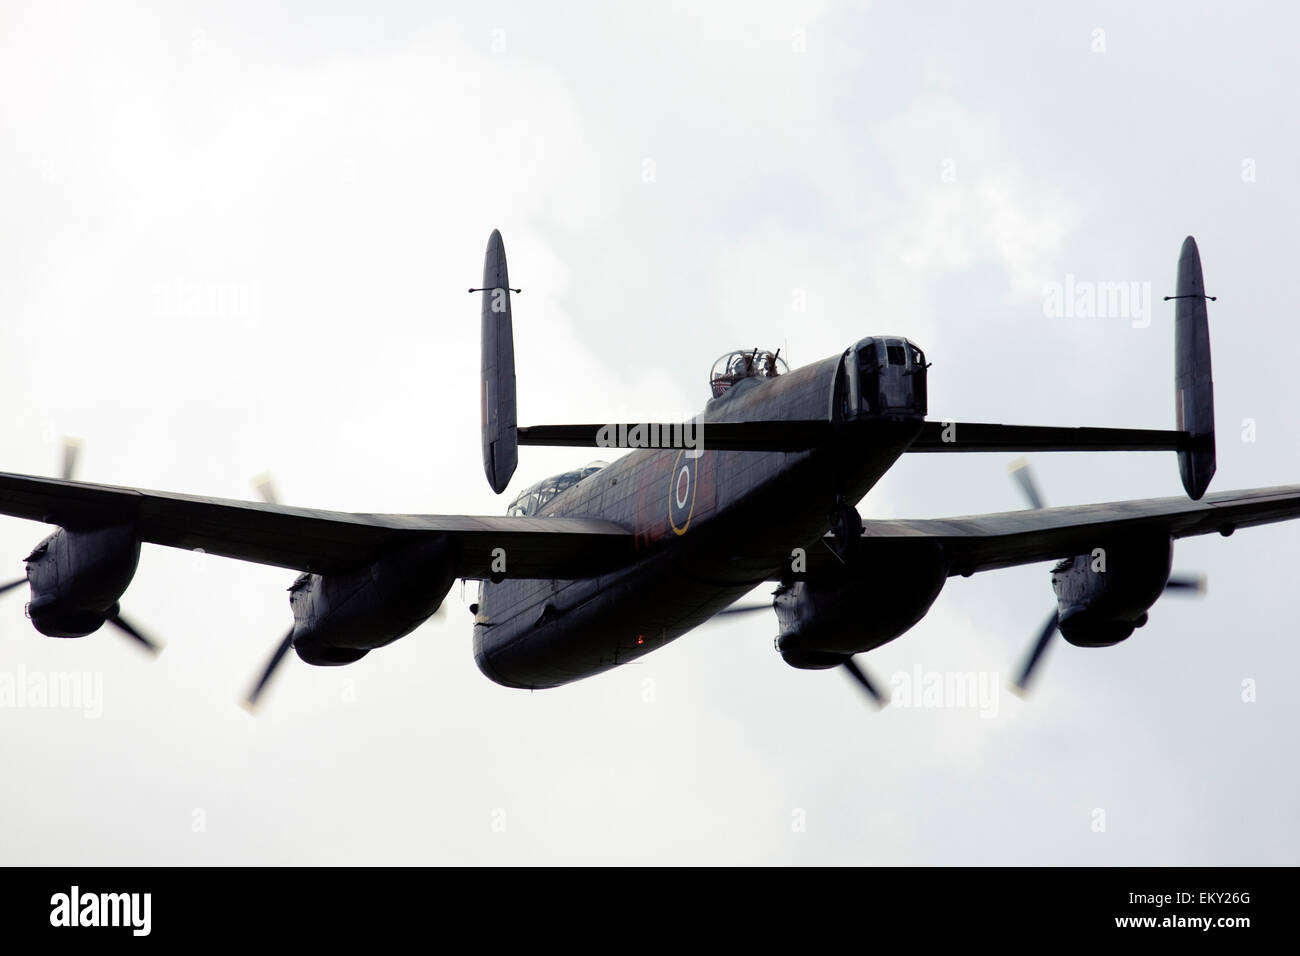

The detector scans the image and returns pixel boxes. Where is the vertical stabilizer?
[480,229,518,494]
[1173,236,1216,500]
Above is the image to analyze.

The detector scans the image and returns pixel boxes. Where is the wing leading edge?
[0,472,636,579]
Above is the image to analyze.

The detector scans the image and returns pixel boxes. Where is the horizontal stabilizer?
[904,421,1201,453]
[520,419,1207,455]
[517,421,835,452]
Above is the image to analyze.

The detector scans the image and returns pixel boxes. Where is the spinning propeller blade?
[1013,608,1059,694]
[106,612,163,656]
[252,473,279,506]
[1008,457,1047,510]
[60,437,82,482]
[243,629,295,712]
[842,656,888,708]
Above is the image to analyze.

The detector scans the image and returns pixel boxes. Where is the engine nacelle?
[1052,534,1173,647]
[24,524,141,638]
[775,539,948,669]
[289,537,456,665]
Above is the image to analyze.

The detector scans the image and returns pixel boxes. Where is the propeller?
[842,655,888,708]
[106,610,163,656]
[242,629,294,712]
[60,437,82,482]
[1008,457,1046,510]
[1006,458,1205,694]
[714,597,889,708]
[243,472,460,712]
[244,475,299,711]
[1012,608,1060,695]
[1,438,163,654]
[251,472,280,507]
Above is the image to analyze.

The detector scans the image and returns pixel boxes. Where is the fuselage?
[474,338,928,689]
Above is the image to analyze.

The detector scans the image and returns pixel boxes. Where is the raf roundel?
[668,450,698,536]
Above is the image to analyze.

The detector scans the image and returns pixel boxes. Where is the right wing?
[786,484,1300,579]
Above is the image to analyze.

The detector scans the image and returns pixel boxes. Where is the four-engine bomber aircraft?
[2,231,1299,708]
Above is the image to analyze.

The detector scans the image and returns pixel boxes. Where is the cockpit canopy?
[709,349,789,399]
[505,462,607,517]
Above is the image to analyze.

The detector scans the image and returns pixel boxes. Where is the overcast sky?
[2,0,1298,864]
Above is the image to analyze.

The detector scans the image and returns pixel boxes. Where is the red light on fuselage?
[636,635,644,645]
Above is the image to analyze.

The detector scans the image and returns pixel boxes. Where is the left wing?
[0,472,636,578]
[785,485,1300,579]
